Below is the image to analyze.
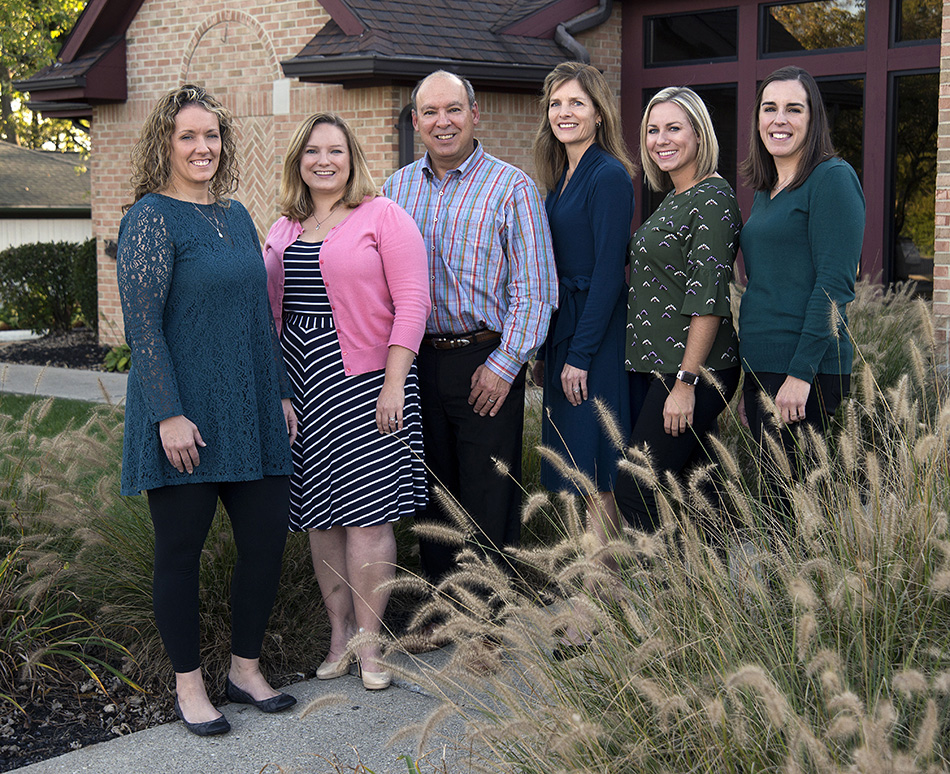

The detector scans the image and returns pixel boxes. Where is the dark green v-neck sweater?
[738,157,865,381]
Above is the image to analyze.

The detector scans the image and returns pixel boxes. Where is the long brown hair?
[739,65,836,192]
[532,62,636,191]
[127,84,238,209]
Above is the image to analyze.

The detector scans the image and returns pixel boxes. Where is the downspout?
[554,0,613,64]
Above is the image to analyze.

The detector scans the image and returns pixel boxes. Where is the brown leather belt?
[422,329,501,350]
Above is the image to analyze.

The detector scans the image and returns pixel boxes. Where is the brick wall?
[95,0,624,345]
[935,0,950,360]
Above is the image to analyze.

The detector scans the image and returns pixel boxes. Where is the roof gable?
[282,0,600,88]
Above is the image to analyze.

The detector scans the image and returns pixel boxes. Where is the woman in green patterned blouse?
[614,87,741,544]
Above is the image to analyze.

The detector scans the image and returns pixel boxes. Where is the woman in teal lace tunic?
[117,86,297,736]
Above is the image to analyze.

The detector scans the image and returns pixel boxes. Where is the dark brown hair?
[739,65,836,193]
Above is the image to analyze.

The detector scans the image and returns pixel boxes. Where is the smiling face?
[645,100,699,189]
[758,79,811,168]
[412,74,479,178]
[298,122,351,201]
[167,104,221,197]
[547,78,600,155]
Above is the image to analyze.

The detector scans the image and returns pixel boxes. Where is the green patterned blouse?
[626,176,740,374]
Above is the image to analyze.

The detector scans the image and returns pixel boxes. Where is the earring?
[596,121,602,128]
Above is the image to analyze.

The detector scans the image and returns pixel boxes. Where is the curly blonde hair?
[127,84,238,209]
[278,113,377,222]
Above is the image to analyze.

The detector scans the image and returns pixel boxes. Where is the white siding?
[0,218,93,251]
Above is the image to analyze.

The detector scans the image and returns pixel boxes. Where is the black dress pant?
[147,476,290,673]
[416,337,526,583]
[615,368,741,534]
[742,371,848,532]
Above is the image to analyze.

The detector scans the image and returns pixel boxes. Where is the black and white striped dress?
[280,239,427,531]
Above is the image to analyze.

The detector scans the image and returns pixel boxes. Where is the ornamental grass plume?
[387,281,950,773]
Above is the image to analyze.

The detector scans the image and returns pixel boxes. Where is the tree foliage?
[0,0,88,150]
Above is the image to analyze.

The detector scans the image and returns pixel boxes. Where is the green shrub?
[71,238,98,332]
[0,239,96,333]
[103,343,131,373]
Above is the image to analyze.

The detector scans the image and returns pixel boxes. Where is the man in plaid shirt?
[383,70,557,583]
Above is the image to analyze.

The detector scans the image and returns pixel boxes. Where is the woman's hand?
[560,364,588,406]
[159,415,206,473]
[282,398,298,446]
[531,359,544,388]
[738,391,749,429]
[376,381,405,434]
[775,375,811,424]
[663,380,695,437]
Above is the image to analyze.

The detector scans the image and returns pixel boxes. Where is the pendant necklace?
[192,201,224,238]
[303,203,339,234]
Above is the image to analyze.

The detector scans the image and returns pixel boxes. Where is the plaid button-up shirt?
[383,142,557,382]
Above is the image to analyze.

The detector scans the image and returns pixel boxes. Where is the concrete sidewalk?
[0,362,127,405]
[19,649,477,774]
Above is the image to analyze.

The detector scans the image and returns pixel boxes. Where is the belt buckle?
[449,336,471,348]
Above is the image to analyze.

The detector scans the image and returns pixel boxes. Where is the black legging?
[146,477,290,673]
[615,368,741,534]
[742,371,848,532]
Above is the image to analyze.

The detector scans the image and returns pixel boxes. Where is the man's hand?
[468,364,511,417]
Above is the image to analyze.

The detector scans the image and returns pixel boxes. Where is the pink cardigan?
[264,196,430,376]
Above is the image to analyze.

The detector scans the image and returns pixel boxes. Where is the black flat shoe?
[225,677,297,713]
[174,697,231,736]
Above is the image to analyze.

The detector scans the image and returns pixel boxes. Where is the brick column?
[933,0,950,361]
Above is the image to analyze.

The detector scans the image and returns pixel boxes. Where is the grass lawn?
[0,392,120,438]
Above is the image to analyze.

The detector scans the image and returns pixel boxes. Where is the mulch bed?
[0,329,111,371]
[0,681,172,772]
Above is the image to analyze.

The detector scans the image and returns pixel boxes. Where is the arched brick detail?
[178,13,281,239]
[180,11,281,84]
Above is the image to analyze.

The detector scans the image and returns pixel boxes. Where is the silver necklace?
[192,202,224,238]
[303,203,339,234]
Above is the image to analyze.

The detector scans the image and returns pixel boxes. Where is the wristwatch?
[676,369,700,386]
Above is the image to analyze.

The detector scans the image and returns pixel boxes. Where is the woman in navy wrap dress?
[532,62,636,554]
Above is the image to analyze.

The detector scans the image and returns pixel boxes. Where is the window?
[818,78,864,181]
[762,1,865,55]
[891,72,938,291]
[645,10,738,66]
[895,0,941,42]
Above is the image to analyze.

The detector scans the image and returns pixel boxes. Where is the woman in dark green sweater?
[737,66,865,520]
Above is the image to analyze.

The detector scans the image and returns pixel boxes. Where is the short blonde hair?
[640,87,719,192]
[278,113,377,222]
[128,84,238,209]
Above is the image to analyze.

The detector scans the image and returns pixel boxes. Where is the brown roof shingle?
[0,144,91,212]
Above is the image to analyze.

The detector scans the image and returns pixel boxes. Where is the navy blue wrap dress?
[539,143,635,492]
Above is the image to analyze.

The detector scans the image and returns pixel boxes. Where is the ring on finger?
[487,397,496,404]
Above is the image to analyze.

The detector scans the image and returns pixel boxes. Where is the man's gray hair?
[411,70,476,112]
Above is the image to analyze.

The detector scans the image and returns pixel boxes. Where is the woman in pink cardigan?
[264,113,429,691]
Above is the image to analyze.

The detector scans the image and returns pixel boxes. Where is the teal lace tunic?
[117,193,293,495]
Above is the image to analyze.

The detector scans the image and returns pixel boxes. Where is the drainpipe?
[554,0,613,64]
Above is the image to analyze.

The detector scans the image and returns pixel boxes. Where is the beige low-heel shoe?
[316,655,353,680]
